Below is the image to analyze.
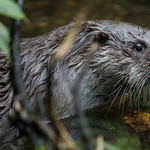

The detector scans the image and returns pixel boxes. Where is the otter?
[1,20,150,134]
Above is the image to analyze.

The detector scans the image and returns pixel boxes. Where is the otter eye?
[134,43,145,52]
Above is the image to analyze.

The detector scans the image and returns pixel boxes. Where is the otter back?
[19,20,150,118]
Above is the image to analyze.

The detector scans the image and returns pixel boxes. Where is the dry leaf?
[124,111,150,132]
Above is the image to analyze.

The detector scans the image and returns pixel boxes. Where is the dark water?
[21,0,150,37]
[1,0,150,149]
[2,0,150,37]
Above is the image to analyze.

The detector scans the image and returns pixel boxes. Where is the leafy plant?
[0,0,27,58]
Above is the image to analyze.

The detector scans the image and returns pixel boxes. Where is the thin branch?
[10,98,59,149]
[10,0,25,95]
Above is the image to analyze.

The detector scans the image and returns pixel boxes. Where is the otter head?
[52,20,150,117]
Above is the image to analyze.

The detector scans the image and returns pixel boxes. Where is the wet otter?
[1,20,150,132]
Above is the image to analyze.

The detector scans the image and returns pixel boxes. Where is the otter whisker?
[105,88,124,127]
[110,68,138,97]
[113,73,129,88]
[119,83,129,110]
[132,69,149,110]
[142,83,150,105]
[127,68,142,103]
[127,81,139,109]
[143,86,147,105]
[134,69,148,94]
[119,68,141,109]
[117,67,141,111]
[105,86,123,121]
[137,71,150,105]
[109,80,125,96]
[122,67,141,94]
[121,86,129,115]
[135,82,143,111]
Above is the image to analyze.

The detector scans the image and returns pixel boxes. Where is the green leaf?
[0,0,27,20]
[104,142,120,150]
[0,22,10,58]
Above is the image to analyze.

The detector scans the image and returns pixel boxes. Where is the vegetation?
[0,0,27,58]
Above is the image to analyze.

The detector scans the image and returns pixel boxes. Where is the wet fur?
[1,20,150,130]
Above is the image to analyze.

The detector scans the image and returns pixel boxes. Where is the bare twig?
[96,136,104,150]
[11,98,59,149]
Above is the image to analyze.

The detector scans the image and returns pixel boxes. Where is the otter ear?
[94,32,109,44]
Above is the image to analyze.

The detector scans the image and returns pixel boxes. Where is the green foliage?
[0,0,27,58]
[0,0,27,20]
[104,136,140,150]
[0,22,10,58]
[104,142,120,150]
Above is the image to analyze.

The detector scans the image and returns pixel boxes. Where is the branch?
[10,0,25,95]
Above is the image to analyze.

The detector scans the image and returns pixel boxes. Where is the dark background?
[1,0,150,38]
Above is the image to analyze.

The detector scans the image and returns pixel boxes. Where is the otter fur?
[1,20,150,132]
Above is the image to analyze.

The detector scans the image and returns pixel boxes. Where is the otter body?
[1,20,150,128]
[17,20,150,117]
